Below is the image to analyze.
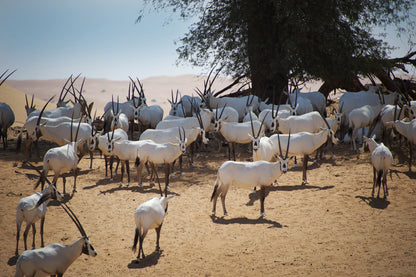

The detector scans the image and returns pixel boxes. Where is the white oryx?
[15,183,63,256]
[362,136,393,199]
[35,119,85,194]
[15,202,97,277]
[135,127,187,196]
[270,117,338,185]
[390,119,416,171]
[214,106,264,160]
[348,104,383,151]
[0,69,16,149]
[132,195,175,262]
[211,133,290,217]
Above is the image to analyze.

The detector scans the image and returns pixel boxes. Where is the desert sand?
[0,80,415,276]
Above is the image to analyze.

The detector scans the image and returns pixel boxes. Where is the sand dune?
[3,75,235,123]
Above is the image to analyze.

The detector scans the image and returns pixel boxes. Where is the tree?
[139,0,416,101]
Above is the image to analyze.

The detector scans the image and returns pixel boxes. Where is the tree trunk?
[246,1,288,104]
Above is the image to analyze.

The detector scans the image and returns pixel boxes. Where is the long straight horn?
[258,112,268,137]
[249,112,255,137]
[277,132,283,158]
[128,76,141,96]
[31,94,34,108]
[61,203,87,237]
[70,111,74,142]
[36,96,55,126]
[59,74,73,103]
[112,95,115,114]
[178,126,183,141]
[127,82,131,101]
[320,112,331,130]
[285,131,291,159]
[0,69,17,86]
[25,94,29,108]
[181,127,186,141]
[74,115,82,142]
[117,96,120,114]
[219,103,226,119]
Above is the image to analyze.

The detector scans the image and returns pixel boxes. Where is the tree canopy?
[139,0,416,100]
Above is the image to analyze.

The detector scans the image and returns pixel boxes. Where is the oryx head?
[168,89,183,116]
[321,113,339,145]
[25,94,37,116]
[177,127,187,153]
[277,131,291,173]
[249,112,267,151]
[269,86,281,133]
[193,103,209,144]
[214,104,227,132]
[35,183,64,209]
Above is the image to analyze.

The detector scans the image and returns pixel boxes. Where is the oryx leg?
[164,163,170,197]
[120,161,125,184]
[260,186,267,217]
[15,221,21,255]
[40,216,45,247]
[371,167,376,198]
[302,155,309,185]
[31,223,36,249]
[155,224,163,252]
[23,223,31,251]
[72,167,78,193]
[126,160,130,186]
[89,150,93,169]
[136,160,145,188]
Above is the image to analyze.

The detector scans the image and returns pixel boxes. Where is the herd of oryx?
[1,69,416,276]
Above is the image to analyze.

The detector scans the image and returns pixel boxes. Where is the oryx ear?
[248,133,254,140]
[64,138,71,144]
[168,99,172,104]
[184,138,188,144]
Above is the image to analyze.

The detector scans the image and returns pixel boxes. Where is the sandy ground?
[0,126,416,276]
[1,80,415,276]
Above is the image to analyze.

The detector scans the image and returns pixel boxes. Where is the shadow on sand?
[355,195,390,209]
[210,214,285,228]
[127,250,163,269]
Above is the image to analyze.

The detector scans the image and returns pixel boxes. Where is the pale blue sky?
[0,0,197,80]
[1,0,414,80]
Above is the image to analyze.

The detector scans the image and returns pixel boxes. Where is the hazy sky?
[1,0,414,80]
[1,0,198,80]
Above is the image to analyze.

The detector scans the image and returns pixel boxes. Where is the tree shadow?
[210,215,285,228]
[98,183,180,197]
[355,195,390,209]
[276,184,335,191]
[245,185,334,206]
[127,250,163,269]
[7,255,18,266]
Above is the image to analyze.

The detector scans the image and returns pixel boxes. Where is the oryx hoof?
[126,182,130,187]
[261,212,267,218]
[110,178,114,182]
